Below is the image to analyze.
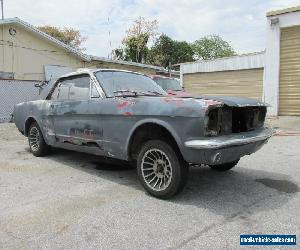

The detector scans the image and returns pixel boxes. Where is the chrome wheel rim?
[141,149,173,191]
[29,127,40,152]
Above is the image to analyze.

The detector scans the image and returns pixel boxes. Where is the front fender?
[125,118,183,158]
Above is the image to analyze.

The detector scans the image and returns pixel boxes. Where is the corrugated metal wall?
[184,68,264,100]
[279,25,300,115]
[181,52,265,74]
[0,80,40,122]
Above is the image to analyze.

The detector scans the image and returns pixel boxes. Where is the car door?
[52,74,104,153]
[42,79,63,145]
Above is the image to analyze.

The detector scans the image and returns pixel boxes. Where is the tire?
[209,159,239,172]
[28,122,50,157]
[137,140,189,199]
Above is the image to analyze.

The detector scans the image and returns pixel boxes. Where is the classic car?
[150,75,185,96]
[13,68,273,199]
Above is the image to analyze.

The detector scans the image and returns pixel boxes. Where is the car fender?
[125,118,183,158]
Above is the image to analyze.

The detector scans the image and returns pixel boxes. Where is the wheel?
[28,122,50,157]
[137,140,189,199]
[209,159,239,171]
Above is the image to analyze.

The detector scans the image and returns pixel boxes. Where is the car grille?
[205,106,267,136]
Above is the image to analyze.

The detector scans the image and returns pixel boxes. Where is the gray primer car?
[14,68,273,198]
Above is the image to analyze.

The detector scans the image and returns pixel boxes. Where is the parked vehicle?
[150,75,185,96]
[14,69,273,199]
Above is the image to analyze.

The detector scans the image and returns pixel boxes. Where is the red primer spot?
[117,101,129,109]
[123,112,133,116]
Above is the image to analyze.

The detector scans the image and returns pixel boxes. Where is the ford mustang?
[13,69,273,199]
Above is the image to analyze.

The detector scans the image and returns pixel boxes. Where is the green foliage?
[123,34,150,62]
[148,34,194,68]
[192,35,236,60]
[122,17,158,63]
[37,25,87,50]
[114,17,236,67]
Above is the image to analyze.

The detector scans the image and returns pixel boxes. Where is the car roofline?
[93,68,147,77]
[58,68,148,80]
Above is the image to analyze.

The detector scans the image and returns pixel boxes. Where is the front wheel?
[28,122,50,157]
[209,159,239,171]
[137,140,189,199]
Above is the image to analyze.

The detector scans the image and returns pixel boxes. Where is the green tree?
[192,35,236,60]
[121,17,158,63]
[37,25,87,50]
[123,34,150,62]
[148,34,194,68]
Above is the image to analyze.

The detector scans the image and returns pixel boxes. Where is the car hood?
[195,95,268,107]
[167,90,268,107]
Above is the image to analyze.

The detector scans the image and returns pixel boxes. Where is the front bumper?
[184,127,274,149]
[182,127,274,165]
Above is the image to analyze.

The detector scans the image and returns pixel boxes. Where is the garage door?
[183,68,263,101]
[279,26,300,115]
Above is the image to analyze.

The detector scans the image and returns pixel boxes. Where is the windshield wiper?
[113,90,164,97]
[113,90,138,97]
[142,91,164,96]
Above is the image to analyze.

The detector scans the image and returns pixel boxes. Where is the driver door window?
[50,75,91,101]
[69,75,91,100]
[50,79,71,100]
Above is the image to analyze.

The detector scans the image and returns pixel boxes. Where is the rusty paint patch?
[163,98,184,107]
[117,101,130,109]
[117,100,136,109]
[203,99,223,106]
[194,99,223,108]
[69,128,97,140]
[123,112,133,116]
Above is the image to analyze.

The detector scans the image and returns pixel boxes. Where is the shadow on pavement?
[45,148,298,219]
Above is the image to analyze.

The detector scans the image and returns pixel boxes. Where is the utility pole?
[1,0,4,72]
[108,16,112,59]
[1,0,4,20]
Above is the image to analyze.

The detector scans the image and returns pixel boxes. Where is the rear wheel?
[209,159,239,171]
[28,122,50,157]
[137,140,189,199]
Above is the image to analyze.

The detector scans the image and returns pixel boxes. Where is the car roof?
[59,68,147,79]
[41,68,154,100]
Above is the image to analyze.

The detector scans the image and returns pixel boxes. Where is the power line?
[108,16,112,59]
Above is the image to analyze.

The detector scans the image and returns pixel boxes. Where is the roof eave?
[267,6,300,17]
[0,17,90,61]
[91,56,166,71]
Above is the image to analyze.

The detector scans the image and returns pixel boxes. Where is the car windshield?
[95,71,167,97]
[153,77,183,91]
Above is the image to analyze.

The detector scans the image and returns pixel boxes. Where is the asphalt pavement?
[0,123,299,249]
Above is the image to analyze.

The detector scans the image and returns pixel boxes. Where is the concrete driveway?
[0,123,299,249]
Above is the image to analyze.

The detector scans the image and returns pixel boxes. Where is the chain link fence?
[0,80,41,123]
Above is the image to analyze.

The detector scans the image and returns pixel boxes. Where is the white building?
[264,6,300,116]
[181,6,300,116]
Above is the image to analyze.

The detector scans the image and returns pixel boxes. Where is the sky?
[3,0,300,57]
